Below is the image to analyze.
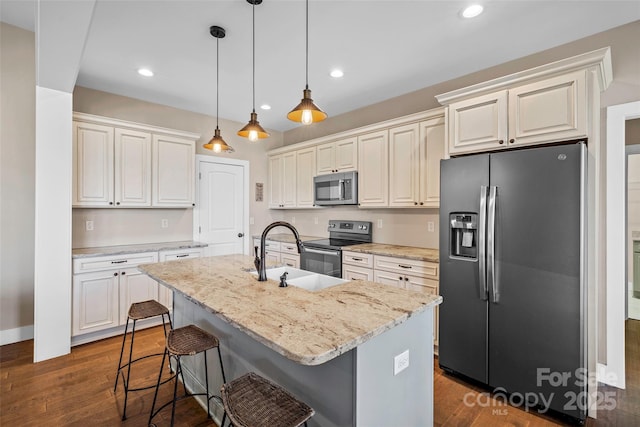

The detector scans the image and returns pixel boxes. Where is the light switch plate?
[394,350,409,375]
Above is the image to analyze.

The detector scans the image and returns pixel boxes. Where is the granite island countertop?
[72,240,208,258]
[139,254,441,366]
[343,243,439,262]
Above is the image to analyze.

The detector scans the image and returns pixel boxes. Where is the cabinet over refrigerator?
[439,142,587,423]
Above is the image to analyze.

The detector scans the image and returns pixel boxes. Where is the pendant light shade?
[288,0,327,125]
[204,25,233,153]
[239,0,269,141]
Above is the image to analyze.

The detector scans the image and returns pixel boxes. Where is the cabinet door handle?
[399,276,403,280]
[192,203,196,207]
[121,271,126,275]
[404,277,409,281]
[113,272,118,276]
[414,202,418,206]
[398,264,412,269]
[109,202,113,205]
[498,139,504,144]
[509,138,515,143]
[419,202,424,206]
[116,202,120,205]
[111,260,127,264]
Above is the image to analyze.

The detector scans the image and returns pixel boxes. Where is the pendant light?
[287,0,327,125]
[204,25,234,153]
[238,0,269,141]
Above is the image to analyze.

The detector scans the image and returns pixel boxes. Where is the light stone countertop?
[251,233,325,244]
[343,243,439,262]
[139,254,441,366]
[72,240,208,258]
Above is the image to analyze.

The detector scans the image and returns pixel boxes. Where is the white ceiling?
[2,1,639,132]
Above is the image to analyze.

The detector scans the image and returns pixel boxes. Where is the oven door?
[300,247,342,277]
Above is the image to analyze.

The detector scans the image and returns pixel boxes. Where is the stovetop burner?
[303,238,368,251]
[303,220,373,250]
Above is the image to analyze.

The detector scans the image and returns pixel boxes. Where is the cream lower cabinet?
[72,251,159,338]
[158,248,204,310]
[280,242,301,268]
[357,130,389,207]
[445,69,587,155]
[253,239,283,264]
[342,251,440,349]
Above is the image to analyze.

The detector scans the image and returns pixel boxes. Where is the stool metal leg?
[170,355,182,427]
[113,316,130,392]
[204,351,211,419]
[149,348,168,425]
[217,346,227,384]
[121,318,138,420]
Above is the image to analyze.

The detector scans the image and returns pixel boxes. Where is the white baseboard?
[0,325,34,346]
[597,362,625,389]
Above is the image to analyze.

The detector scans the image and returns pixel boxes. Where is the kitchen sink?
[250,267,347,291]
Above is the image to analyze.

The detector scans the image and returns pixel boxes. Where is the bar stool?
[220,372,315,427]
[114,299,172,420]
[149,324,227,427]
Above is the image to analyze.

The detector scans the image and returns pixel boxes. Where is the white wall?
[0,23,36,344]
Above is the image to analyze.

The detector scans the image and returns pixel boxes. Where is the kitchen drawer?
[405,277,438,294]
[281,253,300,268]
[343,264,374,281]
[73,251,159,273]
[253,239,281,252]
[374,255,438,279]
[342,251,374,268]
[280,242,300,255]
[159,247,203,261]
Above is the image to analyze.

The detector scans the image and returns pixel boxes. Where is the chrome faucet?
[254,221,304,281]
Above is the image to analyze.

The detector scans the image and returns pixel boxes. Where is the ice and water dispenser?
[450,213,478,259]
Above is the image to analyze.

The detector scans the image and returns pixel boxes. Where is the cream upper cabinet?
[268,152,297,209]
[446,70,587,155]
[73,122,115,207]
[114,128,152,207]
[419,117,446,207]
[296,147,316,208]
[448,91,508,155]
[152,135,195,207]
[316,137,357,175]
[508,70,586,148]
[388,117,445,207]
[357,130,388,207]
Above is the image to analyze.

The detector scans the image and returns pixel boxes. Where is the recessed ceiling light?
[260,104,271,110]
[461,4,484,18]
[330,69,344,78]
[137,68,154,77]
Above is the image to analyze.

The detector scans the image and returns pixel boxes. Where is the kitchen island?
[139,254,441,427]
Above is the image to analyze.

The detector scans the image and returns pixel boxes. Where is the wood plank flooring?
[1,320,638,426]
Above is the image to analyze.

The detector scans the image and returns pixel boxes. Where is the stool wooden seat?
[114,299,171,420]
[149,324,226,427]
[221,372,314,427]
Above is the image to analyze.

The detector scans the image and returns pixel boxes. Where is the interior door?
[198,160,246,256]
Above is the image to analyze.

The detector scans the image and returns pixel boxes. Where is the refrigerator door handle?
[478,186,488,300]
[487,186,498,303]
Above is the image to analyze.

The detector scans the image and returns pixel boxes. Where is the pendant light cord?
[252,1,256,113]
[216,34,220,129]
[305,0,309,88]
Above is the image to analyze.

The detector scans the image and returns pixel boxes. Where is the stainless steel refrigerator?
[439,142,587,423]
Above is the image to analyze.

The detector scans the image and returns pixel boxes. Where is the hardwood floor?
[434,319,640,426]
[1,320,638,426]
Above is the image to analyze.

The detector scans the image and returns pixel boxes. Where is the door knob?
[237,232,244,238]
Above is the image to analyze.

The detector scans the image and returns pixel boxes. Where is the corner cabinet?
[438,48,613,156]
[72,113,199,208]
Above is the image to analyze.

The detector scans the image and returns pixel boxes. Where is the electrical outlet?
[427,221,435,232]
[250,217,255,225]
[85,220,94,231]
[377,219,383,229]
[161,219,169,228]
[314,217,318,225]
[394,350,410,375]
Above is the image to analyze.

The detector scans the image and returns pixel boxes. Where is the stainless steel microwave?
[313,171,358,206]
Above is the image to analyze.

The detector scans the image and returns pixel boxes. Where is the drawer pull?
[111,260,127,264]
[398,264,412,269]
[176,254,189,258]
[351,257,363,262]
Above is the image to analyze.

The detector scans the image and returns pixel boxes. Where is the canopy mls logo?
[463,368,618,415]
